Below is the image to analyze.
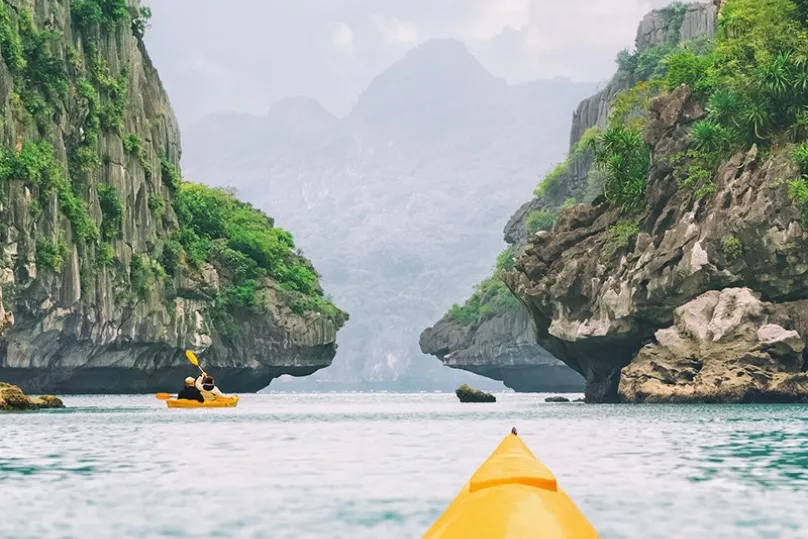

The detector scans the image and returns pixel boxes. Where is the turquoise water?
[1,393,807,538]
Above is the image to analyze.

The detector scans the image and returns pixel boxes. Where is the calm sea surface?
[1,393,807,538]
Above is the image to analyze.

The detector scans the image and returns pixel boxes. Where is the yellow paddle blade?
[155,393,172,400]
[185,350,199,366]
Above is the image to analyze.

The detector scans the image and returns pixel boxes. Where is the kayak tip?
[511,426,517,436]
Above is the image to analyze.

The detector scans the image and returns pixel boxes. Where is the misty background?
[143,0,677,390]
[147,0,673,123]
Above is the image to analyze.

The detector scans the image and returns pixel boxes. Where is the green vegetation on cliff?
[534,126,599,202]
[447,247,520,326]
[582,0,808,214]
[526,210,556,235]
[667,0,808,210]
[541,0,808,234]
[171,183,346,327]
[666,0,808,142]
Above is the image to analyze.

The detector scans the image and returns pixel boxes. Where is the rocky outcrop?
[420,305,584,393]
[0,0,344,394]
[455,384,496,403]
[0,382,64,410]
[511,85,808,402]
[620,289,808,403]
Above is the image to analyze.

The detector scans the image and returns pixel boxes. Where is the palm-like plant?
[592,125,651,211]
[757,52,794,96]
[691,120,723,151]
[793,142,808,170]
[743,99,772,139]
[707,90,740,124]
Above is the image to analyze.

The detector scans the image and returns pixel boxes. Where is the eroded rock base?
[456,364,584,393]
[0,366,323,394]
[620,288,808,403]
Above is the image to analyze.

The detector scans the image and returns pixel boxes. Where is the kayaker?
[195,373,228,401]
[177,377,204,402]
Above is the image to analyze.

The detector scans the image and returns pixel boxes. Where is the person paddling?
[195,373,228,401]
[177,377,204,402]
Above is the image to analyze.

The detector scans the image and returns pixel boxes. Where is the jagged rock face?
[635,3,716,51]
[419,306,584,393]
[0,0,340,394]
[619,288,808,403]
[512,85,808,402]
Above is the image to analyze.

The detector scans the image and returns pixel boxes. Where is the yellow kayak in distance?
[422,429,599,539]
[164,396,240,408]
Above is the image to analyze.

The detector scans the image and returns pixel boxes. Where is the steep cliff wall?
[510,0,808,402]
[419,3,716,393]
[0,0,345,393]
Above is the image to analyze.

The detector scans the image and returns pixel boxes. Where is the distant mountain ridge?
[181,38,596,389]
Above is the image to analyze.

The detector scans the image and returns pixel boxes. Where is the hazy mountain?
[180,39,595,390]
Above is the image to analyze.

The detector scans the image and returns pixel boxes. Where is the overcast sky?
[145,0,677,126]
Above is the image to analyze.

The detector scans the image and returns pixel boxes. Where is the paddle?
[185,349,207,376]
[156,393,172,400]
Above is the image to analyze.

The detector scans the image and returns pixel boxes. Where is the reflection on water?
[1,394,807,538]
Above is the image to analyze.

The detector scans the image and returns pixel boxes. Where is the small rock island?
[0,382,64,411]
[455,384,496,403]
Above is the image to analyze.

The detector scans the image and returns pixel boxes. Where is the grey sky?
[145,0,675,125]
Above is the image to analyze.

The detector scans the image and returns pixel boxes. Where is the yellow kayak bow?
[422,429,599,539]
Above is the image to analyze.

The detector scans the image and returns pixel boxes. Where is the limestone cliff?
[503,0,808,403]
[511,85,808,402]
[419,3,717,393]
[0,0,345,393]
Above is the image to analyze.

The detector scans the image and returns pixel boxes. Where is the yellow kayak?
[165,396,239,408]
[422,429,599,539]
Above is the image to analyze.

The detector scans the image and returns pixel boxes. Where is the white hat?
[185,377,195,385]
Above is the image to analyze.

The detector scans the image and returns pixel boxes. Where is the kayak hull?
[422,432,599,539]
[165,396,239,408]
